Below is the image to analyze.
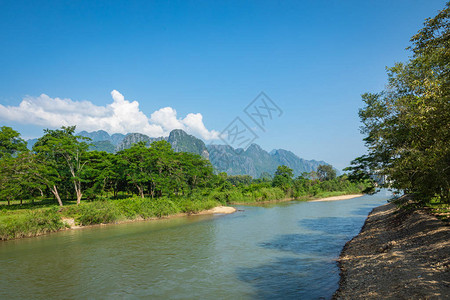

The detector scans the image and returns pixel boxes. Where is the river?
[0,190,392,299]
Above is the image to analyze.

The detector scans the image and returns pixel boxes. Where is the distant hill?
[26,138,38,150]
[114,133,167,152]
[168,129,209,159]
[78,130,125,145]
[207,143,327,177]
[27,129,331,178]
[89,140,116,153]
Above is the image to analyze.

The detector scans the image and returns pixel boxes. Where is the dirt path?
[334,203,450,299]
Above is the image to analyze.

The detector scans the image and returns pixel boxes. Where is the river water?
[0,191,392,299]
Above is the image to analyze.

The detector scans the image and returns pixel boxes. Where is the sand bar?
[308,194,363,202]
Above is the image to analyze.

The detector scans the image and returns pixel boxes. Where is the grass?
[0,207,67,240]
[0,184,370,241]
[0,195,223,240]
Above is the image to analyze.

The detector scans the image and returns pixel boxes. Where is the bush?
[0,208,66,240]
[73,201,120,225]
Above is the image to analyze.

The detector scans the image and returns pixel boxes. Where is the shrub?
[0,208,66,240]
[75,201,120,225]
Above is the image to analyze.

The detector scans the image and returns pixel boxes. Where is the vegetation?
[346,3,450,207]
[0,125,370,240]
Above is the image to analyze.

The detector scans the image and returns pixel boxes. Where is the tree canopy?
[0,126,27,159]
[346,3,450,204]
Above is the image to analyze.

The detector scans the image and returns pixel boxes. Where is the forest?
[0,125,370,240]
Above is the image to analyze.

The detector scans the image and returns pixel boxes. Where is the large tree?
[33,126,90,205]
[347,3,450,204]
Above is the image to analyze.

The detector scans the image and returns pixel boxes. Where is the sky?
[0,0,447,170]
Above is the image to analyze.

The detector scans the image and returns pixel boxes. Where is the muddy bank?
[334,203,449,299]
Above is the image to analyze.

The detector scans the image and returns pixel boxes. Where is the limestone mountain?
[207,143,326,178]
[115,133,167,152]
[168,129,209,159]
[28,129,331,178]
[270,149,327,174]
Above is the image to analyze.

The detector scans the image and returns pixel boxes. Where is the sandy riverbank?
[232,194,364,205]
[334,203,450,299]
[308,194,363,202]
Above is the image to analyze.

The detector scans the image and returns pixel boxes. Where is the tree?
[317,164,336,181]
[0,151,57,205]
[118,141,154,198]
[0,126,27,159]
[272,165,294,191]
[33,126,90,205]
[347,3,450,204]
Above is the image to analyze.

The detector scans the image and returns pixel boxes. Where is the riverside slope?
[334,203,449,299]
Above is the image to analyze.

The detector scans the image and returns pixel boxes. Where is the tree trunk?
[50,185,63,207]
[76,189,82,205]
[139,186,144,198]
[74,180,82,205]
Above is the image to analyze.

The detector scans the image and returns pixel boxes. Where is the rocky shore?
[334,203,449,299]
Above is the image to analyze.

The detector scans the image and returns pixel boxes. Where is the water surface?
[0,191,391,299]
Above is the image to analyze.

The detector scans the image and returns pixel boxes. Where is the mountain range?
[27,129,328,178]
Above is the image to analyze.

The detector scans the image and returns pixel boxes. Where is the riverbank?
[0,203,236,240]
[0,191,366,241]
[230,192,365,205]
[62,205,236,230]
[334,203,450,299]
[308,194,363,202]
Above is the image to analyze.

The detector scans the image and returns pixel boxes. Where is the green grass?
[0,207,67,240]
[0,195,223,240]
[0,182,370,241]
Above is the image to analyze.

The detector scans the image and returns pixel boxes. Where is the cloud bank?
[0,90,220,140]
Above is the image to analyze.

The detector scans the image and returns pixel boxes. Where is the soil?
[334,202,450,299]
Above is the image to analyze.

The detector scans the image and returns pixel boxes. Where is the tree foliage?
[0,126,27,159]
[317,164,336,181]
[346,3,450,204]
[0,125,370,210]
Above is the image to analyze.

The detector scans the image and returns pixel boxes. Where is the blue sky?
[0,0,446,169]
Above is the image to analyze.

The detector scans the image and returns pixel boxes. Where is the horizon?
[0,0,446,169]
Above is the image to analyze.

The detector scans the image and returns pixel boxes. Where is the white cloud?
[0,90,219,140]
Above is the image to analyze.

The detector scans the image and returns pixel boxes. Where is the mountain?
[207,143,326,178]
[270,149,327,174]
[78,130,125,145]
[115,133,167,152]
[207,144,257,176]
[168,129,209,159]
[89,140,116,153]
[27,129,330,177]
[26,138,38,150]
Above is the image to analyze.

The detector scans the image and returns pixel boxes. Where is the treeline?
[0,125,370,207]
[0,126,215,206]
[345,3,450,206]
